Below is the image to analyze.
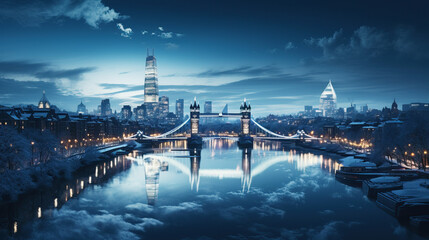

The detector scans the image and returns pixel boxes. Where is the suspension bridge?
[127,98,318,146]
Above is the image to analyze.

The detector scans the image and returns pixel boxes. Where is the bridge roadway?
[199,113,241,118]
[132,136,310,142]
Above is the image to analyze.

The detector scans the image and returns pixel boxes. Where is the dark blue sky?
[0,0,428,115]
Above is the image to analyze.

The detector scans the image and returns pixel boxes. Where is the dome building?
[38,91,51,109]
[77,100,87,114]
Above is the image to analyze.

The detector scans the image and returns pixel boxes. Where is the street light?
[31,142,34,166]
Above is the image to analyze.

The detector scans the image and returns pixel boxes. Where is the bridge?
[127,98,318,147]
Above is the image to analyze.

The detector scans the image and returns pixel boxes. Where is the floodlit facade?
[204,101,212,113]
[38,91,51,109]
[144,50,159,103]
[77,100,87,114]
[176,99,184,121]
[320,80,337,117]
[100,99,112,116]
[159,96,169,117]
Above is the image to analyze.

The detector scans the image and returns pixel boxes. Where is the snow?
[0,142,134,203]
[339,157,376,167]
[391,189,429,198]
[370,176,401,183]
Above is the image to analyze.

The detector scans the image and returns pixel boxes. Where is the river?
[1,139,425,240]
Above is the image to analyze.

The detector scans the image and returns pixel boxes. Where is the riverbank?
[0,141,137,204]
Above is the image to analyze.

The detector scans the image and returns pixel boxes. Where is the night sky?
[0,0,428,116]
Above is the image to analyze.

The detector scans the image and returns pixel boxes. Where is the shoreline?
[0,141,137,205]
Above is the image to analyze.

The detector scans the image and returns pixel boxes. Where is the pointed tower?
[190,97,200,137]
[320,80,337,117]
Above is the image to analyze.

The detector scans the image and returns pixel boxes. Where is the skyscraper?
[320,80,337,117]
[101,99,112,116]
[121,105,132,120]
[144,49,159,119]
[159,96,169,117]
[222,104,228,114]
[204,101,212,113]
[144,49,159,103]
[176,99,184,121]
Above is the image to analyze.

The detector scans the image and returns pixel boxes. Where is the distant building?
[391,99,399,117]
[38,91,51,109]
[77,100,87,115]
[222,104,228,114]
[176,99,184,121]
[361,104,369,113]
[320,80,337,117]
[204,101,212,113]
[336,107,345,119]
[100,99,112,116]
[159,96,169,117]
[135,104,146,120]
[346,104,357,118]
[304,105,313,112]
[121,105,132,120]
[402,102,429,112]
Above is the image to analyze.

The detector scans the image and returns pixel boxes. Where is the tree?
[23,129,61,164]
[0,126,31,170]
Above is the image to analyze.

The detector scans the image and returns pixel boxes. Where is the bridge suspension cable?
[135,117,190,139]
[251,118,318,140]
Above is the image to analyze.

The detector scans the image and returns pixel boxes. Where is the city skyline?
[1,0,428,116]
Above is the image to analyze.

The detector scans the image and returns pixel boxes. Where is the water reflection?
[127,139,341,206]
[0,155,132,236]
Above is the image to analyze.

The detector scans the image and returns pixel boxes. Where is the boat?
[335,157,418,185]
[377,190,429,219]
[362,176,403,199]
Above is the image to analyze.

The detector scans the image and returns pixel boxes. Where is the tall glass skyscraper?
[144,50,159,103]
[176,99,184,121]
[320,80,337,117]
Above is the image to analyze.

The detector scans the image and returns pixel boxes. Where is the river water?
[2,139,425,240]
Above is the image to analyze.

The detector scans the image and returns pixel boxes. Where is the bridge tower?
[188,97,203,147]
[240,98,251,136]
[190,97,200,136]
[238,98,253,148]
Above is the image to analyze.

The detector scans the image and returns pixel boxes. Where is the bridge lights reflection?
[37,207,42,218]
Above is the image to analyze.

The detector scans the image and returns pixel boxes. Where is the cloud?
[28,208,145,240]
[136,218,164,228]
[0,60,95,81]
[319,209,334,215]
[285,42,295,50]
[194,66,281,78]
[159,202,202,215]
[142,30,148,35]
[305,25,429,62]
[125,202,153,213]
[165,42,179,49]
[158,26,164,31]
[117,23,132,38]
[160,32,174,39]
[35,67,96,80]
[249,204,285,218]
[197,194,223,203]
[308,221,360,240]
[0,0,122,28]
